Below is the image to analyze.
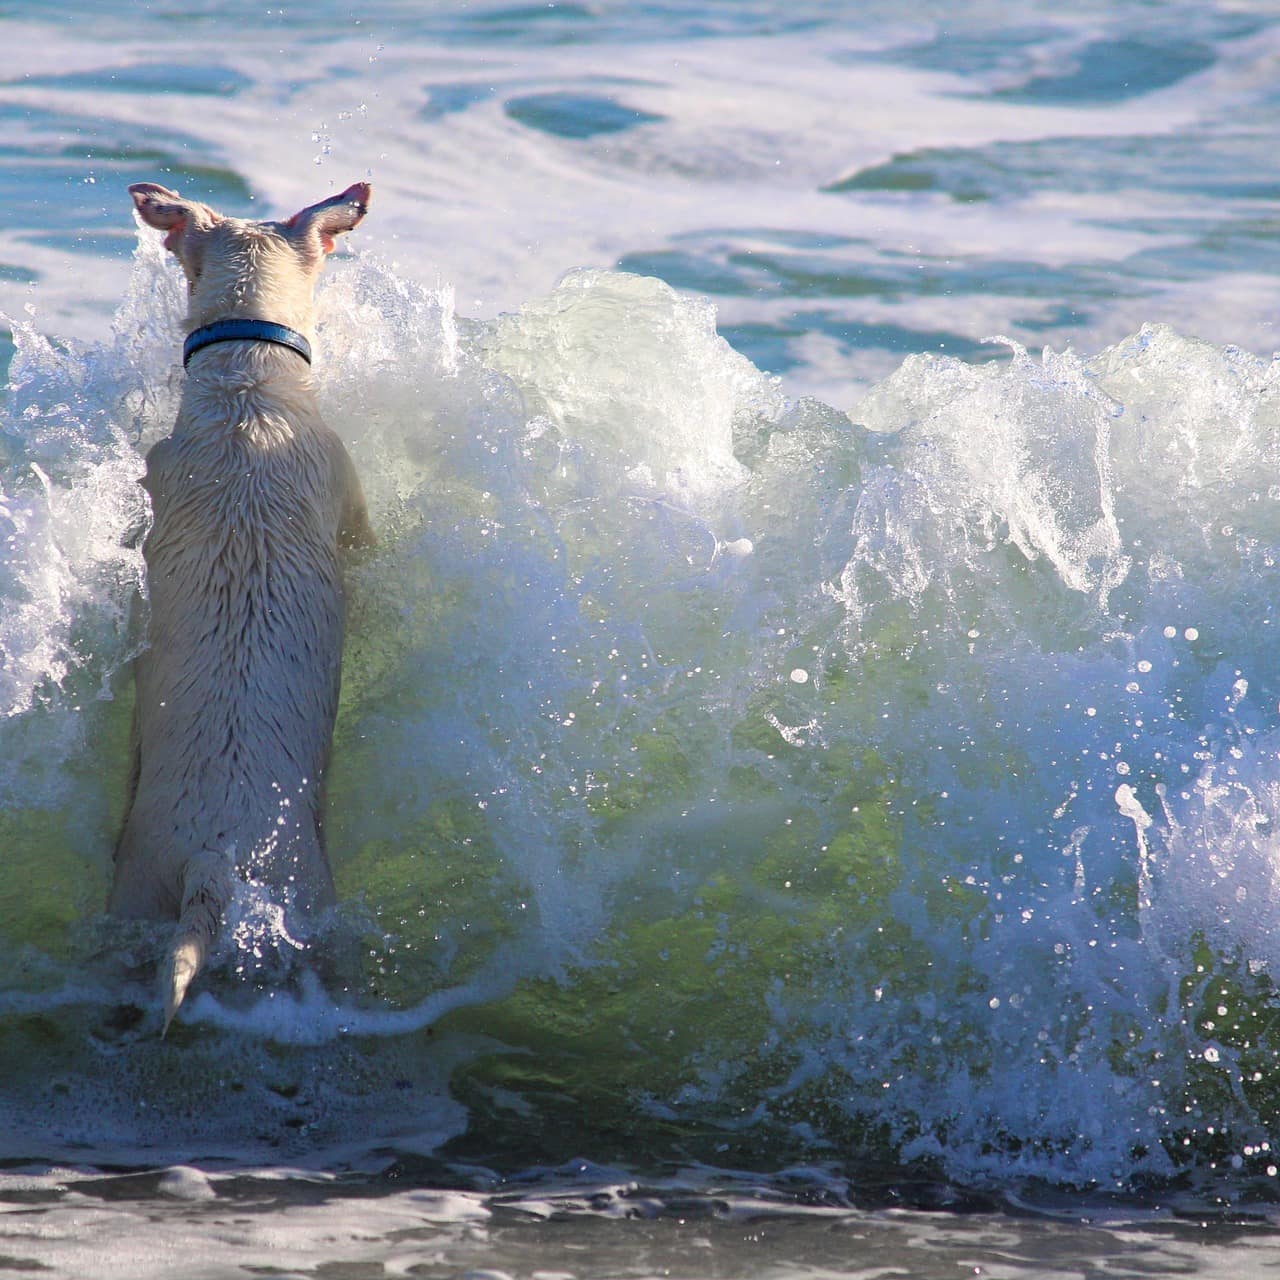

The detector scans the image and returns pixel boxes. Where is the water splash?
[6,239,1280,1184]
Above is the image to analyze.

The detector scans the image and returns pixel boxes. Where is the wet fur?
[110,183,374,1029]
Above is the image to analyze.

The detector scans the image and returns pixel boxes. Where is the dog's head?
[128,182,371,332]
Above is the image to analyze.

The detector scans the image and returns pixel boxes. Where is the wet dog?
[111,181,376,1032]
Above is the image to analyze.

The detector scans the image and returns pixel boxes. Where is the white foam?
[11,200,1280,1186]
[178,966,517,1045]
[2,1,1267,403]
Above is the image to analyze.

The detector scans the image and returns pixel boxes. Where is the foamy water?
[6,1,1280,1276]
[9,223,1280,1180]
[5,0,1280,402]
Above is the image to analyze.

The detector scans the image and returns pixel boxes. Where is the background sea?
[6,1,1280,1276]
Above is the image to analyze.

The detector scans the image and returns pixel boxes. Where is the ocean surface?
[6,1,1280,1276]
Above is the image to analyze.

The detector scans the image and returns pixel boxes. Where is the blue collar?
[183,319,312,369]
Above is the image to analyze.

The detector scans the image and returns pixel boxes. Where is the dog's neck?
[175,329,319,447]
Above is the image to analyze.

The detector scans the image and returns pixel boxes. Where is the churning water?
[7,1,1280,1276]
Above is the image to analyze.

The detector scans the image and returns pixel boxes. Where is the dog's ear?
[283,182,371,255]
[129,184,218,253]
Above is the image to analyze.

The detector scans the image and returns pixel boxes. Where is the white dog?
[111,181,376,1032]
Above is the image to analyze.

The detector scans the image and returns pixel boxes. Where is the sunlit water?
[7,1,1280,1276]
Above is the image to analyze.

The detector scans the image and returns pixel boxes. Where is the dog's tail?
[162,846,236,1036]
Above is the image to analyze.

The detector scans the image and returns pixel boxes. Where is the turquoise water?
[7,1,1280,1275]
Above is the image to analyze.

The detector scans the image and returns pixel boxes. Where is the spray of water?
[5,237,1280,1183]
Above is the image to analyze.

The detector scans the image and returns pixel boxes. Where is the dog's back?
[112,183,374,1028]
[111,353,362,916]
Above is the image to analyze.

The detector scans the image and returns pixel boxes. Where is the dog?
[111,180,376,1032]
